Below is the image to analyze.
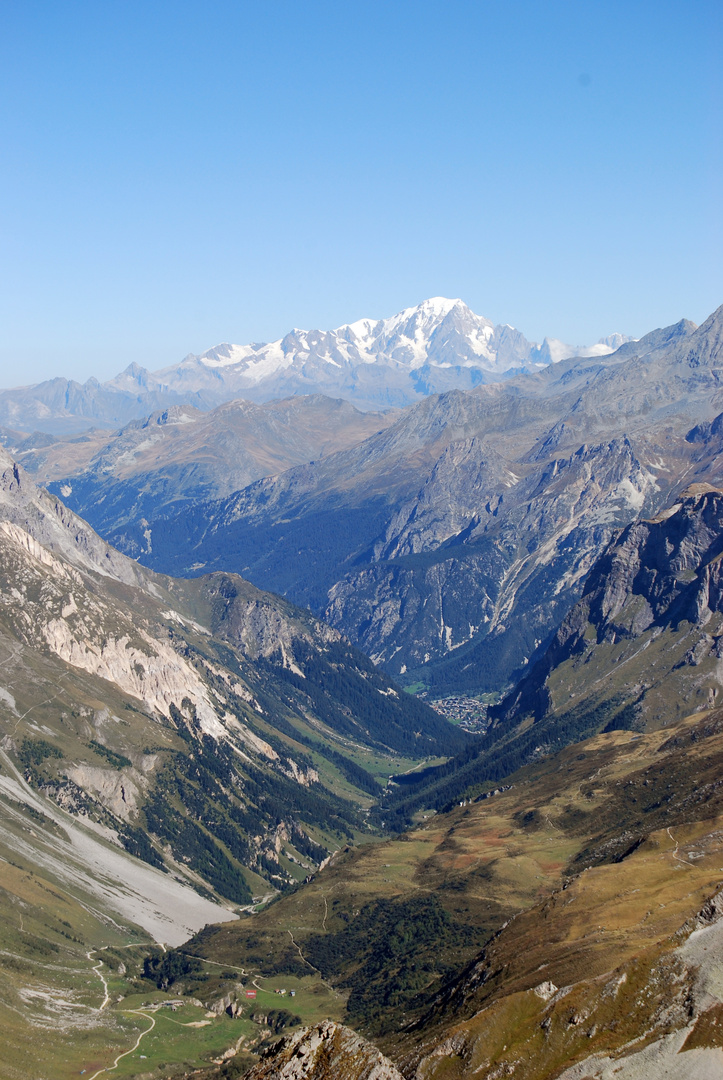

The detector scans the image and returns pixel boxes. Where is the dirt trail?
[287,929,317,972]
[86,1009,156,1080]
[86,942,146,1011]
[8,682,68,739]
[667,827,692,867]
[87,950,110,1011]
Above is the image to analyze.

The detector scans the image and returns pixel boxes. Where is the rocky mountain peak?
[676,302,723,370]
[602,316,697,364]
[0,447,22,494]
[0,445,150,588]
[246,1021,404,1080]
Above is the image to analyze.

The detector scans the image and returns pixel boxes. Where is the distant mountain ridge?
[70,306,715,698]
[8,395,396,535]
[0,298,631,432]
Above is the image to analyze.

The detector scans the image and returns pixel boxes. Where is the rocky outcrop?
[245,1021,404,1080]
[495,484,723,730]
[202,573,339,662]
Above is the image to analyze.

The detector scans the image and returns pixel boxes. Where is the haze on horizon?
[0,0,721,387]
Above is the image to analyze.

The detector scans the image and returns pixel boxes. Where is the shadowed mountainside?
[67,307,723,700]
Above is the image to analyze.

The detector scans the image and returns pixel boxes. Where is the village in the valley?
[426,695,490,735]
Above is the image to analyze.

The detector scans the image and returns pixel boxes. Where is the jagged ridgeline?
[0,448,468,910]
[43,303,723,708]
[369,484,723,826]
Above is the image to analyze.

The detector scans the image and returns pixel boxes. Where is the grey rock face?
[245,1020,404,1080]
[495,483,723,730]
[0,446,149,589]
[326,437,661,680]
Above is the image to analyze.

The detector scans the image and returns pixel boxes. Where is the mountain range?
[41,306,719,703]
[5,297,723,1080]
[8,395,396,530]
[6,466,723,1077]
[0,298,630,433]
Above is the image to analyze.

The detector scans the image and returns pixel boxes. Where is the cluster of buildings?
[427,696,489,734]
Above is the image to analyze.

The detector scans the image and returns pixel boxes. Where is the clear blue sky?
[0,0,721,385]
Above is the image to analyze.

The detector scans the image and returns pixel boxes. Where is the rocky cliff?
[496,483,723,732]
[245,1021,403,1080]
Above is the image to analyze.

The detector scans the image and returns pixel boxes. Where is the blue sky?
[0,0,721,385]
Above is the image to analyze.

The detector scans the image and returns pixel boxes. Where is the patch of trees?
[252,1008,302,1033]
[89,739,132,769]
[260,638,469,758]
[18,739,62,767]
[144,792,252,904]
[141,729,363,900]
[143,949,204,989]
[118,823,165,870]
[305,894,466,1034]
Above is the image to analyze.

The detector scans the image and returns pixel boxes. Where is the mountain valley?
[180,706,723,1080]
[0,446,468,1076]
[48,305,723,705]
[3,302,723,1080]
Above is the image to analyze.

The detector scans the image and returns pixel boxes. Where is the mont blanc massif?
[4,296,723,1080]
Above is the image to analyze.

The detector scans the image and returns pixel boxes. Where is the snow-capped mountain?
[131,297,628,401]
[0,298,632,432]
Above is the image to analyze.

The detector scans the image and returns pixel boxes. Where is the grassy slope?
[184,708,723,1075]
[8,701,723,1078]
[0,477,467,1077]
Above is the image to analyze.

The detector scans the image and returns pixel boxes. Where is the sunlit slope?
[0,800,341,1080]
[397,716,723,1077]
[26,395,396,537]
[0,446,464,907]
[184,706,723,1059]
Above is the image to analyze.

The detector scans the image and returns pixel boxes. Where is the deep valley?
[3,301,723,1079]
